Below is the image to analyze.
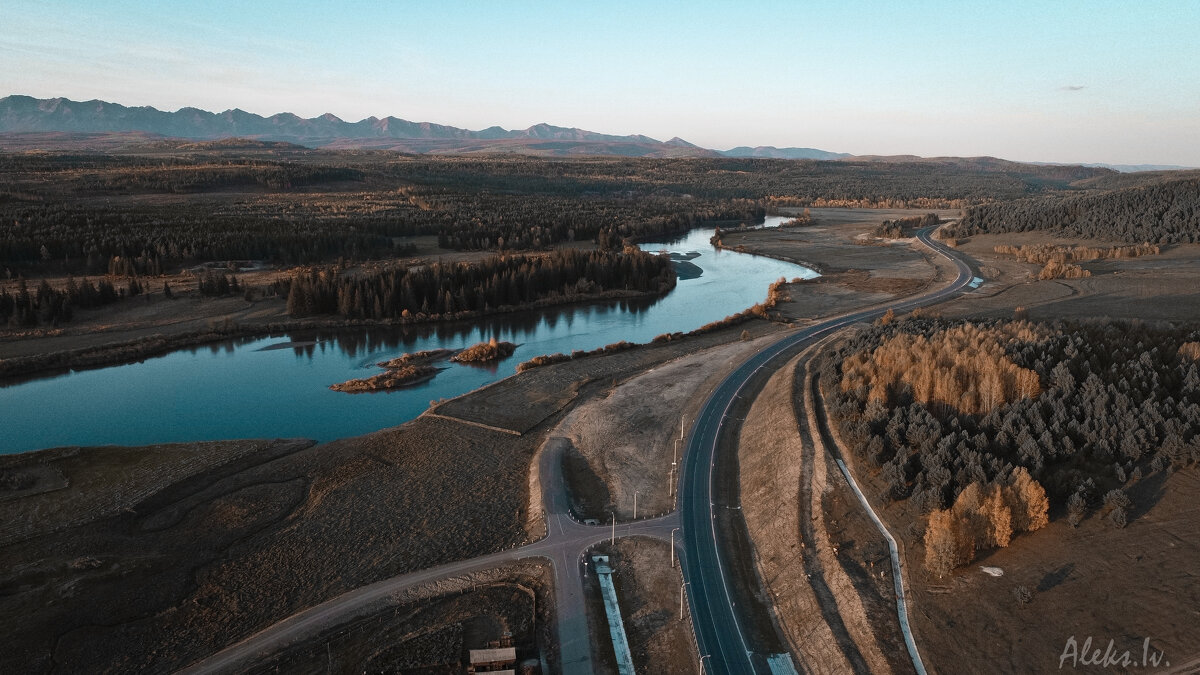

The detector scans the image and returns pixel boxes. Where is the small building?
[467,646,517,673]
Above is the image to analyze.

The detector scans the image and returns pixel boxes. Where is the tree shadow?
[1127,469,1169,522]
[1036,563,1075,592]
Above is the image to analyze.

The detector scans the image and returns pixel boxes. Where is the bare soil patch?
[903,469,1200,673]
[433,317,783,441]
[739,350,908,674]
[555,331,783,520]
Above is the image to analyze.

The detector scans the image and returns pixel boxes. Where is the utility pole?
[611,511,615,545]
[633,491,638,520]
[680,581,690,620]
[671,527,679,567]
[671,437,680,498]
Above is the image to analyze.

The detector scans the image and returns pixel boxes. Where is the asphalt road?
[678,227,975,674]
[182,227,972,674]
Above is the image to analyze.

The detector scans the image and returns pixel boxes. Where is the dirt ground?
[583,537,698,675]
[813,363,1200,673]
[904,469,1200,673]
[936,231,1200,322]
[247,562,554,675]
[553,331,784,520]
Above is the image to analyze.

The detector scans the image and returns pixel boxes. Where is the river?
[0,217,815,453]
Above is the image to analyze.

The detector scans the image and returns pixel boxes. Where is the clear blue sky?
[3,0,1198,165]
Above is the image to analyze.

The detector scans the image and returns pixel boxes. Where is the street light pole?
[633,491,638,520]
[610,511,615,545]
[670,527,680,567]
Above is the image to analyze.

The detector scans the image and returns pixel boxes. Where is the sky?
[2,0,1199,166]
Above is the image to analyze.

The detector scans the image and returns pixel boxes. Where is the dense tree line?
[0,276,139,327]
[1,150,1120,275]
[950,178,1200,243]
[196,270,241,297]
[873,212,940,238]
[826,318,1200,526]
[282,248,674,320]
[993,242,1160,264]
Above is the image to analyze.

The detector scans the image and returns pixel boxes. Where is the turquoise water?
[0,217,815,453]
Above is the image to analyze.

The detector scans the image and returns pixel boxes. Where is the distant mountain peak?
[720,145,852,160]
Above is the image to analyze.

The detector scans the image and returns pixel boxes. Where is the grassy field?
[936,231,1200,321]
[717,208,956,324]
[0,415,543,672]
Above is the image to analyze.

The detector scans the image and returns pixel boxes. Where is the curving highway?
[678,227,975,674]
[181,227,974,675]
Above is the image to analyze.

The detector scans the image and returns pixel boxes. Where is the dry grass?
[590,537,698,674]
[450,338,517,363]
[246,562,554,674]
[329,364,441,392]
[554,333,780,519]
[0,416,543,673]
[938,232,1200,322]
[739,352,905,673]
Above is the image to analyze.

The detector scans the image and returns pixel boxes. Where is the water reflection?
[0,217,813,453]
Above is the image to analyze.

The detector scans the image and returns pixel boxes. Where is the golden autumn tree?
[1006,467,1050,533]
[924,509,963,578]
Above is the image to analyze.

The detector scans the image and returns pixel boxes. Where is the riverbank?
[0,285,669,381]
[0,313,781,672]
[715,207,960,322]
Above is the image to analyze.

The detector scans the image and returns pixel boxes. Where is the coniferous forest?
[281,248,675,321]
[951,177,1200,243]
[824,318,1200,572]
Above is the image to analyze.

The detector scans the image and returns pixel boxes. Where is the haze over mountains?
[0,95,1185,170]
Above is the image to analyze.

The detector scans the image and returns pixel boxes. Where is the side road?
[179,437,677,675]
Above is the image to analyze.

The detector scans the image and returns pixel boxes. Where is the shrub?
[1067,493,1087,528]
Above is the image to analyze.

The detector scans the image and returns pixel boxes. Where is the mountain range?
[0,95,851,159]
[0,95,1187,171]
